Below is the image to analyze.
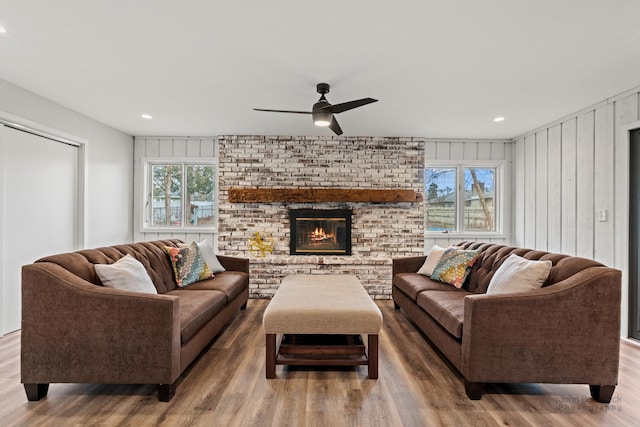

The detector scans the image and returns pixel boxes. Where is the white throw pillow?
[486,254,552,294]
[95,254,157,294]
[417,245,447,277]
[196,239,226,273]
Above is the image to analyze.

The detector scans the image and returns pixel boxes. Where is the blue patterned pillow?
[431,248,481,288]
[164,242,214,287]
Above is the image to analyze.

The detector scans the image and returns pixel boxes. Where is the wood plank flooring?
[1,299,639,426]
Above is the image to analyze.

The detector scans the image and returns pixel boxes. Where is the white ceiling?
[1,0,639,139]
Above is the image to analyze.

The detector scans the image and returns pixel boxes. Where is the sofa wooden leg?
[157,382,176,402]
[464,380,483,400]
[24,383,49,401]
[590,384,616,403]
[393,300,400,310]
[241,301,247,310]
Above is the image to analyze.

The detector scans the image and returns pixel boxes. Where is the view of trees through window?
[425,166,496,232]
[150,163,215,227]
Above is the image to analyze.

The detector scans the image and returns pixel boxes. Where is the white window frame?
[142,158,218,233]
[424,160,506,238]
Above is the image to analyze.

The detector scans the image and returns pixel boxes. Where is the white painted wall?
[424,138,513,249]
[0,79,133,247]
[513,86,640,337]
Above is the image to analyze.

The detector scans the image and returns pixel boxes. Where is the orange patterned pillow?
[430,248,481,288]
[164,242,214,287]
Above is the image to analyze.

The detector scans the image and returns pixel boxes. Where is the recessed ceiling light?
[0,25,7,34]
[493,116,505,122]
[141,114,152,120]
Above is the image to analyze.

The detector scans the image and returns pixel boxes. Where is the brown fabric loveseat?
[392,242,621,402]
[21,239,249,402]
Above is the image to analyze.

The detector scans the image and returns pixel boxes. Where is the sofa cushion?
[196,239,226,273]
[94,254,157,294]
[393,273,462,301]
[431,248,481,288]
[486,254,552,294]
[164,242,214,287]
[417,245,448,277]
[167,289,227,345]
[416,290,470,339]
[176,271,249,302]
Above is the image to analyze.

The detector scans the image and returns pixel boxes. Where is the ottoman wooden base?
[265,334,379,379]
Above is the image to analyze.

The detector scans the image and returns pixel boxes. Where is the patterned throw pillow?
[178,239,226,273]
[164,242,214,287]
[430,248,481,288]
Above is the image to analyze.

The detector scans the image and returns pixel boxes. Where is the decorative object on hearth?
[248,231,275,257]
[253,83,378,135]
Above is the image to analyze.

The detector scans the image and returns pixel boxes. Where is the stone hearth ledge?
[248,255,392,265]
[248,256,394,299]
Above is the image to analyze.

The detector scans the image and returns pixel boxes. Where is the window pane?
[151,164,182,226]
[186,165,216,227]
[425,168,457,231]
[463,168,495,231]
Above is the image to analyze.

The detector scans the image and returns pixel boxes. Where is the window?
[425,164,501,234]
[144,160,217,230]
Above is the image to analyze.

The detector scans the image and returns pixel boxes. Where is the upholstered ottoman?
[262,274,383,378]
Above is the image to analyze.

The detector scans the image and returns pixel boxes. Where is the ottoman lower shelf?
[266,333,378,378]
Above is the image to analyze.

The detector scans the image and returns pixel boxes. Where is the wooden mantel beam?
[227,188,424,203]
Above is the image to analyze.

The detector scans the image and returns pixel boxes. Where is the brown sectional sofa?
[392,241,621,403]
[21,239,249,402]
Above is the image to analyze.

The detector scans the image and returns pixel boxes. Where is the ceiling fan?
[253,83,378,136]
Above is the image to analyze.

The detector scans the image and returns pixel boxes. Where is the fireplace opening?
[290,209,352,255]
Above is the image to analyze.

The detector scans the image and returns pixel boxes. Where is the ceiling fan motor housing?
[316,83,330,95]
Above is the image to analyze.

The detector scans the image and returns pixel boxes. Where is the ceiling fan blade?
[329,116,343,136]
[253,108,311,114]
[323,98,378,114]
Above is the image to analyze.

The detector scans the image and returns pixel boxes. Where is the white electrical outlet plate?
[598,209,608,222]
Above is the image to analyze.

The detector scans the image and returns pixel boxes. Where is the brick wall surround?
[218,135,426,299]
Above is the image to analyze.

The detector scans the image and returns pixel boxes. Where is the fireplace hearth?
[290,209,352,255]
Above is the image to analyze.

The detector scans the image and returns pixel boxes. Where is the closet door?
[630,128,640,340]
[0,125,78,334]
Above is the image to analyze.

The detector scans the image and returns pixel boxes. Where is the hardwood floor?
[2,299,639,426]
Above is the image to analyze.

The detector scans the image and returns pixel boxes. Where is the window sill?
[142,227,217,233]
[424,232,506,240]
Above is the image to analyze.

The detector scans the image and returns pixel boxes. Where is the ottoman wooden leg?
[266,334,276,379]
[368,334,379,379]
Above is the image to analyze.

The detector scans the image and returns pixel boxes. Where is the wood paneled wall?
[424,138,513,249]
[513,87,640,337]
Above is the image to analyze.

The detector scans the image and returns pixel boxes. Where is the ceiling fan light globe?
[313,110,332,127]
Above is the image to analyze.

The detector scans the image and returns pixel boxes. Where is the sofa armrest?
[217,255,249,274]
[21,262,181,385]
[392,256,427,276]
[461,266,621,385]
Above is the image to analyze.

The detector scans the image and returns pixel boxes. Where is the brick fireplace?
[217,136,425,299]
